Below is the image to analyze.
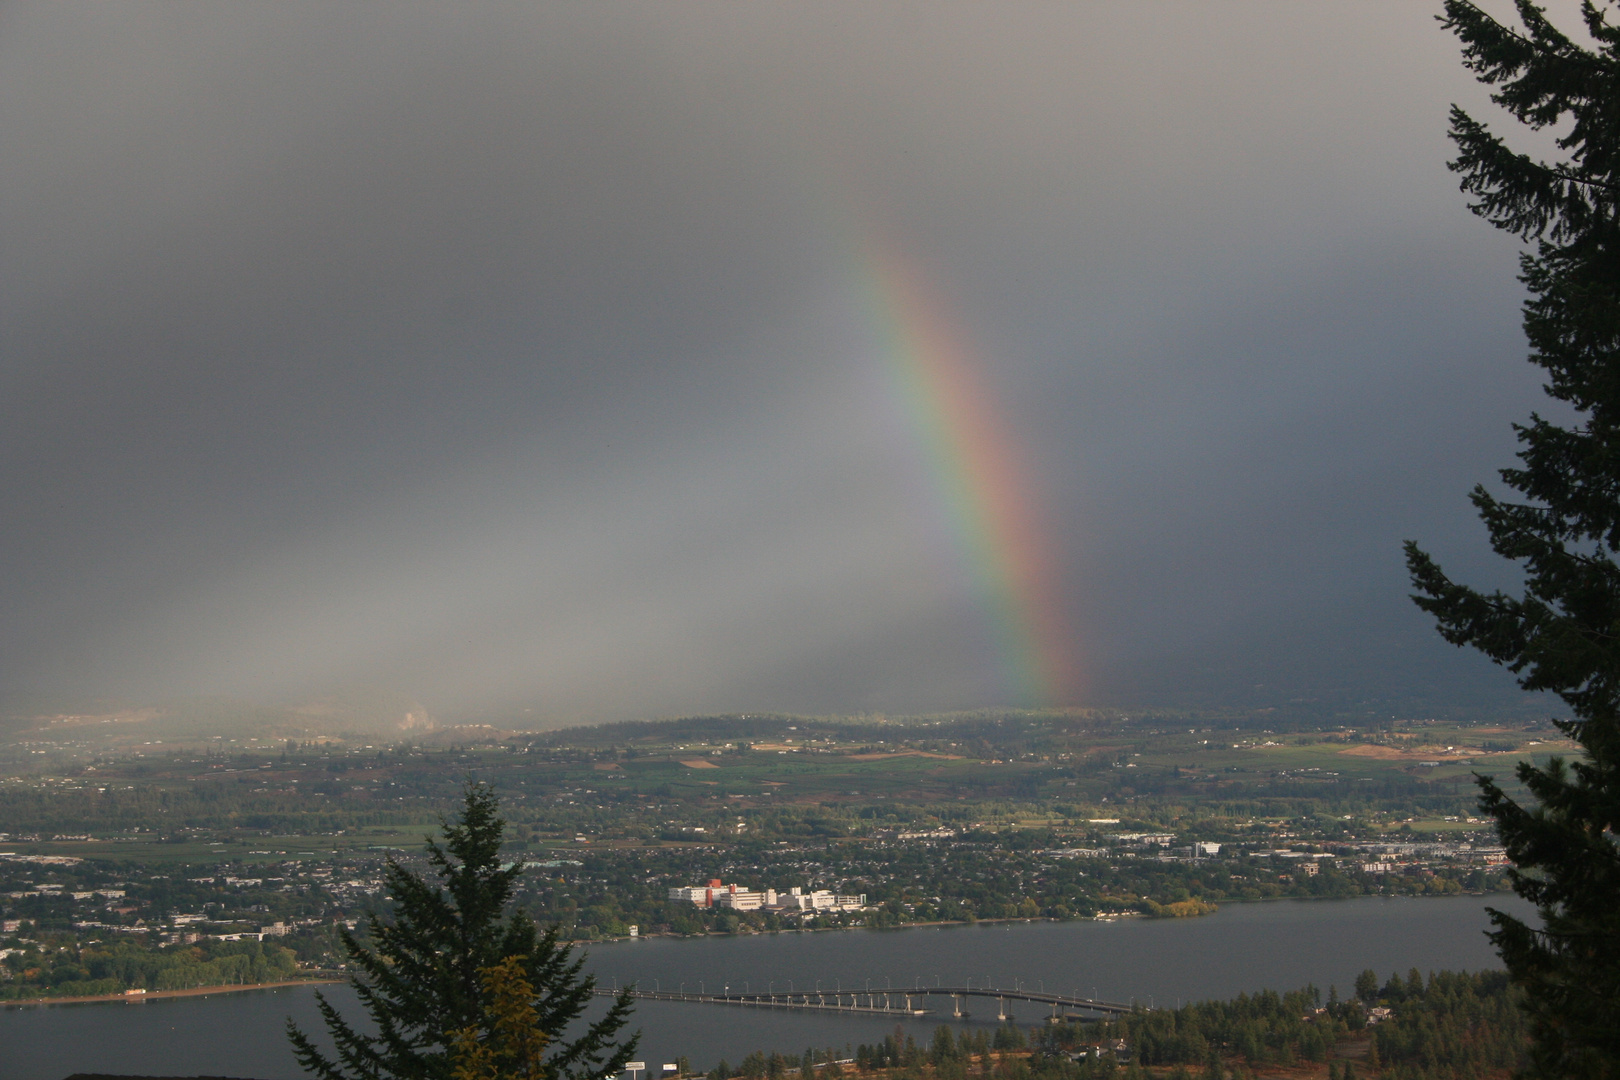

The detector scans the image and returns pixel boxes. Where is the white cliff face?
[398,711,436,732]
[284,689,441,736]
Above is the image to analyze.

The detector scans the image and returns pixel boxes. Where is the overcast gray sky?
[0,3,1559,723]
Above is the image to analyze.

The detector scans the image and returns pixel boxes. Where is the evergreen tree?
[287,784,637,1080]
[448,957,550,1080]
[1405,4,1620,1078]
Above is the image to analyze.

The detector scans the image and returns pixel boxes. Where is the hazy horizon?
[0,3,1558,725]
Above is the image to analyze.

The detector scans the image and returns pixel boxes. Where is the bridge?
[594,984,1135,1021]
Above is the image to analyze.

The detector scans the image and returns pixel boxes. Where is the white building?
[775,887,867,912]
[668,879,775,908]
[667,882,868,912]
[713,889,776,911]
[667,885,715,905]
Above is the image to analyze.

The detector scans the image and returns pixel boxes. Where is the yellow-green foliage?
[451,955,551,1080]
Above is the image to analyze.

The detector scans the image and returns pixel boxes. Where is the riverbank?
[588,888,1510,946]
[1,894,1522,1080]
[589,912,1162,946]
[1,976,343,1008]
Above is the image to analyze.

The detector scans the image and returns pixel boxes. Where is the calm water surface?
[0,895,1525,1080]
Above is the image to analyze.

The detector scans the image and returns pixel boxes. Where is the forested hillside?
[713,970,1524,1080]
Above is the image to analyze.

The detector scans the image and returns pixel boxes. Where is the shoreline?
[1,894,1512,1005]
[2,976,343,1009]
[587,889,1512,945]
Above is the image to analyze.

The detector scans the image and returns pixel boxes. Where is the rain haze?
[0,4,1556,726]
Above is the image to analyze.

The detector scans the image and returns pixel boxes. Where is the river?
[0,895,1527,1080]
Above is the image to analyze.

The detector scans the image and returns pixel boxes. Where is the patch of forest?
[711,970,1523,1080]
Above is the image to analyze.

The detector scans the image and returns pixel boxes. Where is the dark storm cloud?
[0,3,1549,721]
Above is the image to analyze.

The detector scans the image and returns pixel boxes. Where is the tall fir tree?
[1405,3,1620,1078]
[287,784,637,1080]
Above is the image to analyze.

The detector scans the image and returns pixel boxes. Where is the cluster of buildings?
[1043,836,1223,863]
[1036,833,1511,879]
[874,828,958,841]
[163,914,354,944]
[668,880,867,913]
[1332,840,1507,876]
[5,885,125,901]
[1067,1039,1132,1063]
[1108,833,1178,847]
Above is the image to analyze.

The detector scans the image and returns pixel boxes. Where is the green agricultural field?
[0,707,1574,866]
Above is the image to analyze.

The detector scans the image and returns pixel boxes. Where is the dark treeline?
[1365,971,1525,1080]
[712,970,1524,1080]
[1051,969,1524,1080]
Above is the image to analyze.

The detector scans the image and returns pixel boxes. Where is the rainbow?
[860,241,1081,707]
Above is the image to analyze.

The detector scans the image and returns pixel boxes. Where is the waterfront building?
[712,889,774,911]
[666,881,867,911]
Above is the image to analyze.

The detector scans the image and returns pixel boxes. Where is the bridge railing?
[593,985,1134,1016]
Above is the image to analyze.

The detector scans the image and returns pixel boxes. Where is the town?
[0,708,1537,998]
